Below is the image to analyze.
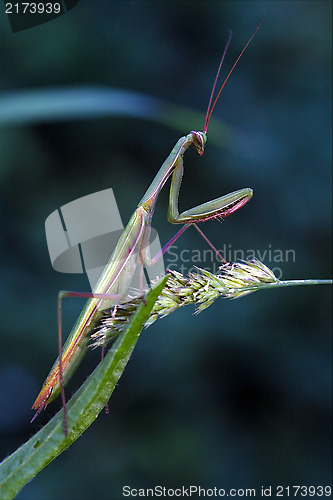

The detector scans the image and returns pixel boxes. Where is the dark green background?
[0,1,331,498]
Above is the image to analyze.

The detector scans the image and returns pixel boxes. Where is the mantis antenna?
[203,15,265,134]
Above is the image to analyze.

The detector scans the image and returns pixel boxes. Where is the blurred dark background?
[0,1,331,498]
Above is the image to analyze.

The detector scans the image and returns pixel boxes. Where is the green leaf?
[0,275,168,499]
[0,87,233,148]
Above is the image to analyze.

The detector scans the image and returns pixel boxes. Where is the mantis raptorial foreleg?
[32,19,263,436]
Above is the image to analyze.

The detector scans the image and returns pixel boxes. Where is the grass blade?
[0,275,168,499]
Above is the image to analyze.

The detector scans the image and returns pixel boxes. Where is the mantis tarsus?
[32,20,263,436]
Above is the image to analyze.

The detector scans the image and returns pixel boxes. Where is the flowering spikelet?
[90,259,279,349]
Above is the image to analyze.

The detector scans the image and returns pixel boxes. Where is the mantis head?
[191,131,207,156]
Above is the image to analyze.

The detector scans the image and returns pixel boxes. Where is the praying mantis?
[32,20,263,436]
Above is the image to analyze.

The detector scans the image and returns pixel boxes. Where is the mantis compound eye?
[191,131,207,156]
